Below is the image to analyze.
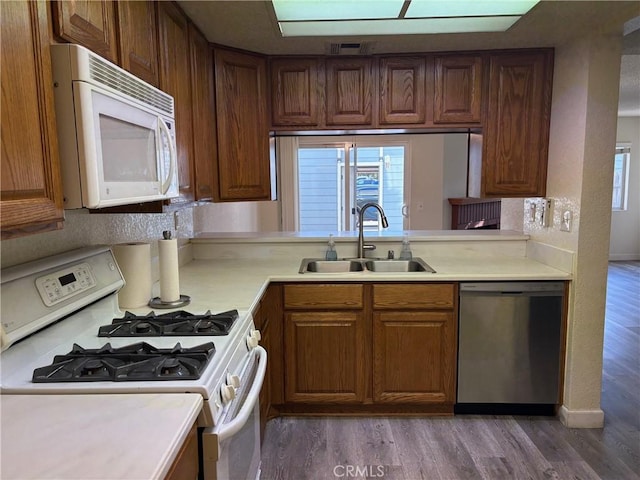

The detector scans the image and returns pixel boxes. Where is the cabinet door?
[325,58,374,125]
[270,57,320,127]
[51,0,118,63]
[379,56,426,125]
[116,0,159,87]
[373,311,456,403]
[434,55,482,124]
[157,2,194,204]
[1,0,64,239]
[189,25,216,202]
[285,312,366,403]
[214,48,271,200]
[480,51,553,197]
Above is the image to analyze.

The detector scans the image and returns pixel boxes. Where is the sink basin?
[299,257,435,274]
[299,259,364,273]
[364,258,436,273]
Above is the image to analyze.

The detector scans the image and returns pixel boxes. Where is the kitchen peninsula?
[183,230,571,418]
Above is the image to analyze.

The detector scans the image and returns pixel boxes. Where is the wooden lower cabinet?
[279,282,457,412]
[285,311,366,403]
[373,311,456,404]
[164,424,198,480]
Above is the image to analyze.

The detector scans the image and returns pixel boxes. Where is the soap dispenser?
[325,234,338,260]
[399,234,412,260]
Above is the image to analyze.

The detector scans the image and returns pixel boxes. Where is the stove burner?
[32,342,215,382]
[98,310,238,337]
[135,322,152,334]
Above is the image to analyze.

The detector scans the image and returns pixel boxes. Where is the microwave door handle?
[215,345,267,443]
[158,117,177,194]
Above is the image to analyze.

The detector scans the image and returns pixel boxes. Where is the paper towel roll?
[112,243,152,308]
[159,237,180,302]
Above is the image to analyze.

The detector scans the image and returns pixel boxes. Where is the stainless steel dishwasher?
[456,281,564,414]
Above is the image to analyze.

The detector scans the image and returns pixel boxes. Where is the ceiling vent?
[326,42,373,55]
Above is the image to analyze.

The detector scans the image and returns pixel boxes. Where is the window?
[277,133,470,232]
[612,144,630,211]
[296,141,407,232]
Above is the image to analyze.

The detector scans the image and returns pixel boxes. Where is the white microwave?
[50,44,178,209]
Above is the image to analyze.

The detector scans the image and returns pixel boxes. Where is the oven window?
[99,115,158,182]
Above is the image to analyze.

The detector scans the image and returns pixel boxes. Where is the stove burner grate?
[32,342,215,382]
[98,309,238,337]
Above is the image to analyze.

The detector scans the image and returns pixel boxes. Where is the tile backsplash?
[1,208,194,269]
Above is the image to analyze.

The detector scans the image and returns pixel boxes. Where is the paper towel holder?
[148,230,191,309]
[149,295,190,309]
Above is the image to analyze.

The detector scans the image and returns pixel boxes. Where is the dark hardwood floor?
[260,262,640,480]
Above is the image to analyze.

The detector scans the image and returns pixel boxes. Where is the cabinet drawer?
[373,284,455,310]
[284,284,363,309]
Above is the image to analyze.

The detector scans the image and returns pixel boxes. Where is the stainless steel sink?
[299,259,364,273]
[299,257,435,274]
[364,258,435,273]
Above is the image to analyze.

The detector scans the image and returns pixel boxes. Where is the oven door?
[202,345,267,480]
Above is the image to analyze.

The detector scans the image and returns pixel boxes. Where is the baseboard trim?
[609,254,640,261]
[558,405,604,428]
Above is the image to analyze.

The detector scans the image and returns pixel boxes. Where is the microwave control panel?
[36,262,97,307]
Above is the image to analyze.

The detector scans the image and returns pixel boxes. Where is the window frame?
[612,143,631,212]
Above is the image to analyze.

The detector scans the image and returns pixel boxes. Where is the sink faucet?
[357,202,389,258]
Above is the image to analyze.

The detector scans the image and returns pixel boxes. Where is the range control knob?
[221,384,236,404]
[226,373,240,388]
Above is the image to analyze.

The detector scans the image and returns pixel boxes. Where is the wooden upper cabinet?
[189,26,216,202]
[434,55,482,124]
[116,0,159,87]
[479,51,553,197]
[1,0,64,239]
[270,57,321,127]
[214,48,271,201]
[51,0,118,63]
[379,56,427,125]
[157,1,194,204]
[325,57,374,125]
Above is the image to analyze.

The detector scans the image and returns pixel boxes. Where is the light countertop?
[171,253,571,316]
[1,394,202,480]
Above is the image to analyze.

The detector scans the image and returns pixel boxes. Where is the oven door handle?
[217,345,267,443]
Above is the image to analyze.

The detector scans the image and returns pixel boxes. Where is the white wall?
[441,134,469,229]
[194,201,280,233]
[407,134,444,230]
[503,33,624,427]
[610,116,640,260]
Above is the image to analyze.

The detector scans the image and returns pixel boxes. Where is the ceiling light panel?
[272,0,405,21]
[279,16,522,37]
[405,0,540,18]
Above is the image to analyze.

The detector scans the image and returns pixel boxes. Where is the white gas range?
[0,246,266,480]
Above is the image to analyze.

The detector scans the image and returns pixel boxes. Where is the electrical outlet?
[539,199,552,227]
[525,200,537,223]
[560,210,572,232]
